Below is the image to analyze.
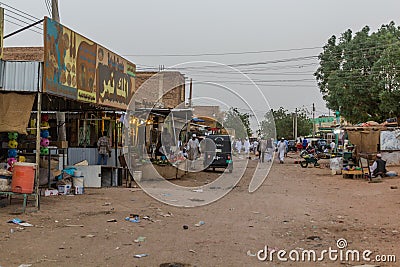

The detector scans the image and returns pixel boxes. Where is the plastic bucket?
[73,177,84,187]
[133,171,142,182]
[11,162,36,194]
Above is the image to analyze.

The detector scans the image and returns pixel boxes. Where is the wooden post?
[35,92,42,209]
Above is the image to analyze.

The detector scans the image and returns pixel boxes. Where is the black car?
[287,140,297,152]
[202,135,233,172]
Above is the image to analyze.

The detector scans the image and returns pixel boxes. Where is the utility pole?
[312,103,315,138]
[295,108,298,141]
[189,78,193,108]
[52,0,60,22]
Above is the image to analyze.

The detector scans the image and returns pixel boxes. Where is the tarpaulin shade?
[0,92,35,134]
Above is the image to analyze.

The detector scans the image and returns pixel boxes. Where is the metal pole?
[189,78,193,108]
[295,108,298,141]
[35,92,42,209]
[312,103,315,138]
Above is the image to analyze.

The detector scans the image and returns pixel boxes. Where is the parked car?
[203,135,233,172]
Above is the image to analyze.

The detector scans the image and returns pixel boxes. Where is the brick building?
[134,71,186,109]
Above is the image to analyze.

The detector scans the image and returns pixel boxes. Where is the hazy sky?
[2,0,400,120]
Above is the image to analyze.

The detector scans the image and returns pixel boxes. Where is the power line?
[44,0,52,17]
[123,46,322,57]
[4,19,42,35]
[4,13,43,31]
[0,2,40,20]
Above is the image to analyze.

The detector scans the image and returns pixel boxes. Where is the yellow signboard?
[43,17,136,109]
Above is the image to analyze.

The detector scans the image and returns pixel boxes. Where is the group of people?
[234,138,251,154]
[233,137,289,164]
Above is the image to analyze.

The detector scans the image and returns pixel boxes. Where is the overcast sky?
[2,0,400,121]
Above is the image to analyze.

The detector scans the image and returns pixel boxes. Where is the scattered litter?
[102,202,112,206]
[115,247,120,250]
[192,189,203,193]
[125,214,140,223]
[307,236,321,241]
[81,234,95,238]
[183,225,189,230]
[107,219,117,223]
[195,221,205,227]
[162,193,172,197]
[209,186,221,189]
[189,198,205,202]
[130,188,141,192]
[252,211,260,214]
[390,186,398,189]
[247,250,256,257]
[65,224,84,227]
[189,249,196,253]
[160,212,173,217]
[134,253,148,258]
[18,264,32,267]
[134,236,146,243]
[7,218,33,227]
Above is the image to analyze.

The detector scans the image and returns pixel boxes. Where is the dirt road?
[1,154,399,266]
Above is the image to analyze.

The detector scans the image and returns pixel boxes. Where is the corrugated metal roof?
[0,61,42,92]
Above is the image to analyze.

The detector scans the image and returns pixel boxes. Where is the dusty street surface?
[1,153,399,267]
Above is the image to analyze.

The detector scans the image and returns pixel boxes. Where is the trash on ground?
[65,224,84,227]
[81,234,95,238]
[125,214,140,223]
[247,250,256,257]
[306,235,321,241]
[183,225,189,230]
[107,219,117,222]
[195,221,205,227]
[134,253,148,258]
[390,186,398,189]
[192,189,203,193]
[7,218,33,227]
[134,236,146,242]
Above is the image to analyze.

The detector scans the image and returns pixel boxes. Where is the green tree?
[259,107,311,140]
[223,108,252,139]
[315,22,400,123]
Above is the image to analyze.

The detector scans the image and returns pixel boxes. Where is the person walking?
[253,139,259,155]
[259,138,267,163]
[187,134,200,170]
[266,138,274,162]
[235,139,242,154]
[97,131,111,165]
[277,137,287,164]
[244,137,251,155]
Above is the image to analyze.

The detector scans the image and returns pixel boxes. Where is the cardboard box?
[58,185,71,195]
[50,141,69,148]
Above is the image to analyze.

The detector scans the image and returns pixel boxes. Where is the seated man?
[370,153,387,177]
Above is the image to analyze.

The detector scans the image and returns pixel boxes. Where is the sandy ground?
[1,152,399,267]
